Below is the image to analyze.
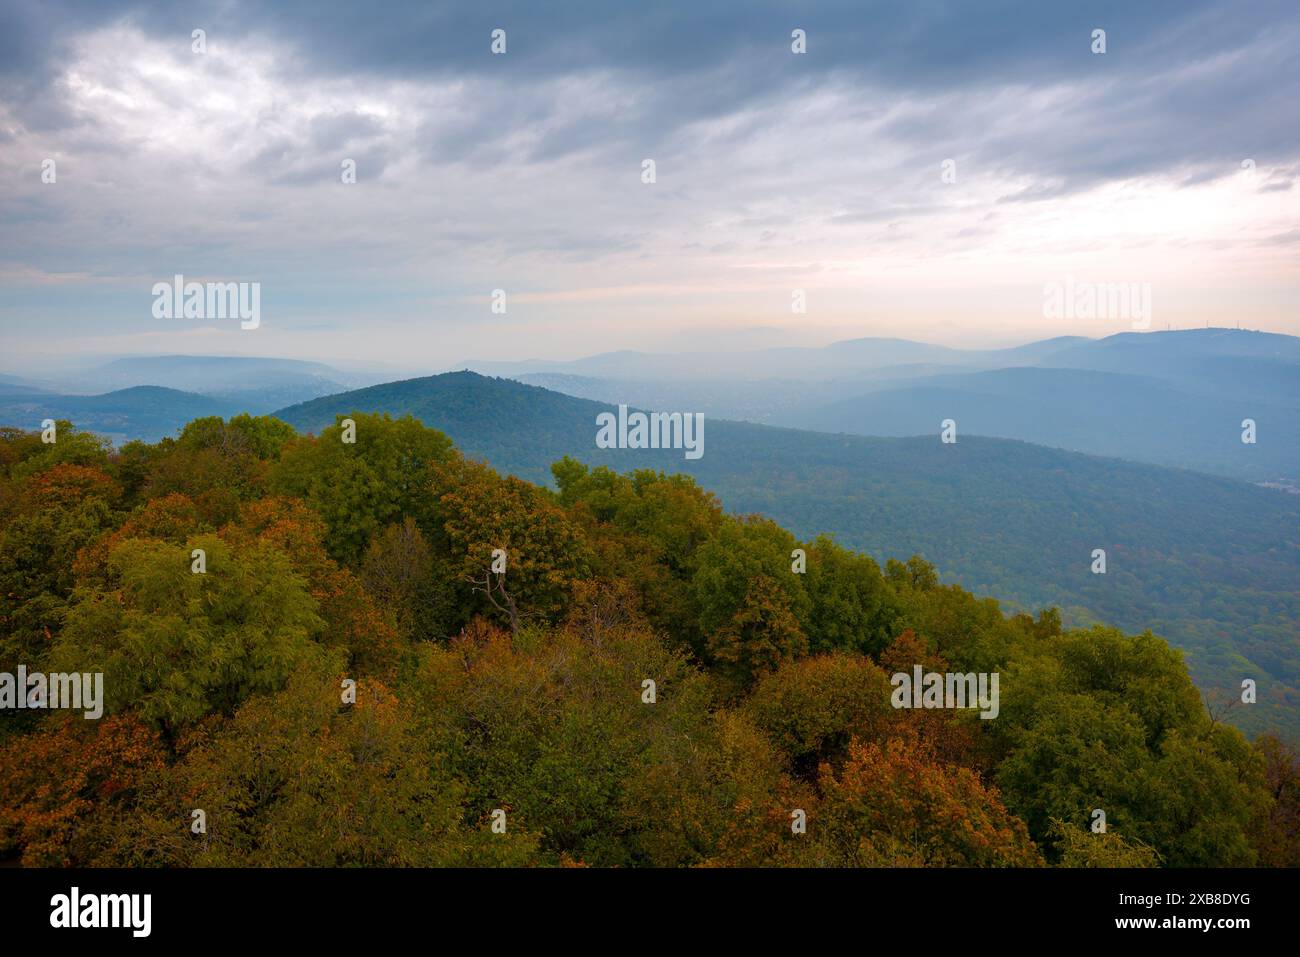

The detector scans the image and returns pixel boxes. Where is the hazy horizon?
[3,325,1289,383]
[2,0,1299,369]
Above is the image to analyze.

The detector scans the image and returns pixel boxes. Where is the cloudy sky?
[1,0,1297,371]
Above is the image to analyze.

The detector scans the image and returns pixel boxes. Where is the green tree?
[50,534,328,732]
[691,515,810,665]
[270,412,453,564]
[361,517,445,642]
[801,535,900,657]
[707,574,808,693]
[6,422,112,482]
[1048,819,1160,868]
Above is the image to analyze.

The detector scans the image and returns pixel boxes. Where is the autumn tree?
[0,713,166,866]
[119,672,540,867]
[0,463,121,668]
[430,455,591,633]
[801,736,1042,867]
[745,652,894,778]
[707,575,808,694]
[223,497,402,674]
[402,621,790,867]
[131,416,295,525]
[1250,733,1300,867]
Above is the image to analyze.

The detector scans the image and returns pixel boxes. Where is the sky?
[1,0,1298,373]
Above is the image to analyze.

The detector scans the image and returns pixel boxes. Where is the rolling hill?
[776,366,1300,480]
[0,373,52,396]
[274,371,1300,739]
[0,386,240,444]
[471,329,1300,481]
[79,355,356,412]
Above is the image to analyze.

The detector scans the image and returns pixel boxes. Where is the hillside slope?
[275,372,1300,738]
[779,366,1300,480]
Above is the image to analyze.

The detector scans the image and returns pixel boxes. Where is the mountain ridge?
[272,370,1300,739]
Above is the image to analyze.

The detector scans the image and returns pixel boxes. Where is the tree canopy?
[0,416,1293,868]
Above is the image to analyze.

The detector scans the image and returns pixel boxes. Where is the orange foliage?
[813,736,1042,867]
[0,714,167,866]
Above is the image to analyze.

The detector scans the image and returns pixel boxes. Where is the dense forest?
[1,413,1296,867]
[277,372,1300,739]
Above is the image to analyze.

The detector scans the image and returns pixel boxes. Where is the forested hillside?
[275,373,1300,739]
[778,366,1300,480]
[1,414,1295,868]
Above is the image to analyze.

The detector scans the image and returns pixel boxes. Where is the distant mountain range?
[777,366,1299,481]
[463,329,1300,482]
[0,356,379,440]
[0,373,53,396]
[273,370,1300,739]
[7,331,1296,483]
[75,356,361,412]
[0,386,240,444]
[456,334,1098,381]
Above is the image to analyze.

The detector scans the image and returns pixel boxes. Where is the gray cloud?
[4,1,1296,191]
[0,0,1297,364]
